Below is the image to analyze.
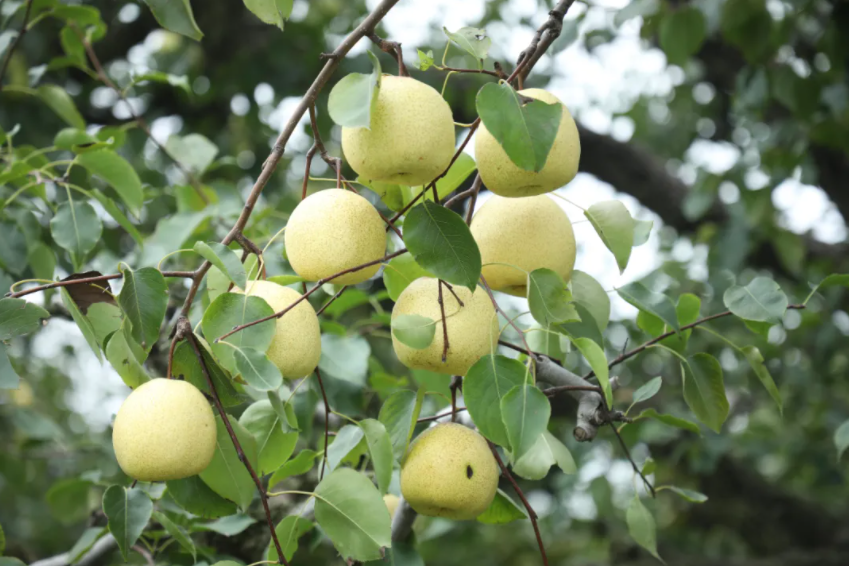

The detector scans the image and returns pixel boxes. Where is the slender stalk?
[0,0,34,90]
[6,271,195,299]
[315,368,331,481]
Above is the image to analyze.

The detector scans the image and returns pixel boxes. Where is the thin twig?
[438,279,450,363]
[316,286,349,316]
[449,375,462,422]
[6,271,195,299]
[418,407,468,423]
[609,422,655,498]
[367,31,409,76]
[315,368,331,481]
[440,281,465,307]
[439,66,501,77]
[0,0,34,90]
[481,275,536,358]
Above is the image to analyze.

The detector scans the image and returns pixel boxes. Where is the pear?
[475,88,580,197]
[401,423,499,520]
[383,494,400,519]
[112,379,216,481]
[471,194,576,296]
[235,280,321,379]
[391,277,498,376]
[342,76,456,186]
[285,189,387,285]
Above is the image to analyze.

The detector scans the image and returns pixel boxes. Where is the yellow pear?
[391,277,497,376]
[471,194,576,296]
[401,423,498,520]
[383,494,400,519]
[10,381,34,407]
[284,189,387,285]
[112,378,216,481]
[475,88,580,197]
[342,76,455,186]
[235,280,321,379]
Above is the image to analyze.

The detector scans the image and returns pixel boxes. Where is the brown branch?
[609,422,655,498]
[186,330,290,565]
[418,406,468,423]
[498,340,550,361]
[367,31,409,76]
[438,279,450,363]
[315,285,349,316]
[514,0,576,84]
[6,271,195,299]
[488,441,548,566]
[0,0,34,91]
[449,375,462,422]
[315,368,331,481]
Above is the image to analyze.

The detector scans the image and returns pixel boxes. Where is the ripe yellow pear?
[383,494,400,519]
[112,379,216,481]
[401,423,498,520]
[475,88,580,197]
[342,76,455,186]
[284,189,387,285]
[471,194,576,296]
[235,280,321,379]
[10,381,34,407]
[391,277,498,376]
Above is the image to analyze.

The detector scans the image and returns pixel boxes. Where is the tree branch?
[0,0,34,91]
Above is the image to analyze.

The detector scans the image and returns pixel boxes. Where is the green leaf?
[557,303,605,350]
[391,314,436,350]
[235,348,284,392]
[166,476,237,518]
[741,346,782,415]
[36,84,85,128]
[626,496,662,561]
[46,478,91,524]
[102,486,153,561]
[642,458,656,476]
[443,26,491,65]
[165,133,219,174]
[570,270,610,332]
[585,201,634,273]
[805,273,849,304]
[636,408,701,435]
[476,82,562,172]
[633,219,653,246]
[403,202,482,290]
[0,298,49,340]
[528,268,578,325]
[60,288,102,361]
[501,384,551,461]
[723,276,788,323]
[314,468,392,562]
[681,354,728,433]
[359,419,393,495]
[512,430,576,480]
[833,420,849,462]
[572,336,612,408]
[328,51,381,129]
[632,376,662,405]
[172,339,244,406]
[266,274,305,287]
[153,511,195,560]
[197,514,256,536]
[618,282,680,332]
[614,0,660,27]
[659,6,707,65]
[720,0,773,63]
[383,254,433,301]
[28,243,55,284]
[243,0,293,30]
[239,400,298,475]
[90,189,144,247]
[269,449,320,486]
[128,71,191,94]
[0,344,20,390]
[118,266,167,351]
[665,486,708,503]
[319,333,371,384]
[199,415,258,511]
[665,293,701,353]
[464,355,527,447]
[268,515,314,562]
[0,31,17,61]
[142,0,203,40]
[0,223,28,275]
[423,152,476,201]
[476,489,527,524]
[378,390,418,461]
[416,48,434,71]
[50,200,102,261]
[67,527,106,562]
[326,424,365,473]
[201,292,276,373]
[76,150,144,216]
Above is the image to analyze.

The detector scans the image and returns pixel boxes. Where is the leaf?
[28,243,55,284]
[416,48,434,71]
[741,346,782,415]
[665,293,701,353]
[0,344,20,390]
[632,376,662,405]
[665,486,708,503]
[142,0,203,40]
[129,71,191,94]
[443,26,491,65]
[199,415,258,511]
[46,478,91,524]
[117,266,167,351]
[67,527,106,562]
[723,276,788,323]
[319,334,370,384]
[36,84,85,128]
[197,514,256,536]
[360,419,393,495]
[476,82,562,172]
[633,219,653,246]
[90,189,144,246]
[153,511,195,560]
[326,424,365,473]
[618,282,680,332]
[166,476,237,518]
[614,0,660,27]
[76,150,144,215]
[636,408,701,435]
[500,384,551,461]
[464,355,527,447]
[61,288,102,361]
[681,354,728,433]
[626,496,662,561]
[165,133,219,174]
[585,201,635,273]
[269,449,320,486]
[172,340,244,407]
[805,273,849,304]
[239,400,298,475]
[235,348,284,392]
[378,390,418,461]
[642,458,656,476]
[659,6,707,65]
[528,268,578,325]
[268,516,314,562]
[476,489,527,524]
[0,223,28,275]
[50,200,102,261]
[328,51,381,129]
[0,298,49,340]
[556,303,605,350]
[59,271,116,314]
[243,0,293,30]
[834,419,849,462]
[383,254,433,301]
[391,314,436,350]
[102,486,153,561]
[403,202,482,290]
[193,242,246,290]
[572,337,612,408]
[201,292,276,373]
[0,31,17,61]
[314,468,392,562]
[425,152,476,200]
[512,430,576,480]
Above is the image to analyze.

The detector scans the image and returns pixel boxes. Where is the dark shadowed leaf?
[626,496,662,561]
[636,408,701,435]
[61,288,102,360]
[77,150,144,215]
[269,449,320,486]
[59,271,116,314]
[166,476,237,519]
[153,511,195,560]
